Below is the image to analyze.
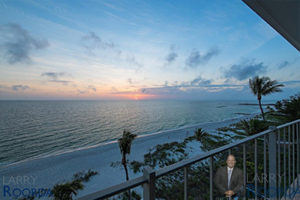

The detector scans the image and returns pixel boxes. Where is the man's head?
[226,154,236,168]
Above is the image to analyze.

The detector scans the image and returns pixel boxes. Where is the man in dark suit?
[214,154,244,199]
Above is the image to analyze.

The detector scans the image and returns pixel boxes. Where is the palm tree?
[118,130,137,181]
[194,128,208,141]
[249,76,284,120]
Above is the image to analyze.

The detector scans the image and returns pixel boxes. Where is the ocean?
[0,100,269,168]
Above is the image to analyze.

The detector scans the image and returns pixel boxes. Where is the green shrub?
[20,170,98,200]
[237,119,269,135]
[52,169,98,200]
[273,94,300,122]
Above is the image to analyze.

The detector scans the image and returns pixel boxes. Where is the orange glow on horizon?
[0,82,162,100]
[114,93,158,100]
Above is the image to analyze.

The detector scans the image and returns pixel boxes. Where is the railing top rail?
[78,175,147,200]
[78,119,300,200]
[277,119,300,129]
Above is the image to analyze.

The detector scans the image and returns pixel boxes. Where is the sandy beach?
[0,115,255,199]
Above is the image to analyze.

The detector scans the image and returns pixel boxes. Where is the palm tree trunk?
[258,98,265,120]
[124,163,129,181]
[122,154,129,181]
[122,155,131,199]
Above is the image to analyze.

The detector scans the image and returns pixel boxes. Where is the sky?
[0,0,299,101]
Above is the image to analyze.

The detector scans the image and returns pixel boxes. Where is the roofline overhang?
[243,0,300,52]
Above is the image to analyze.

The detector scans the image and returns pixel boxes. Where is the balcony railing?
[78,119,300,200]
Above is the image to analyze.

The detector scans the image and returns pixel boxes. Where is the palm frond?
[262,83,284,95]
[118,130,137,155]
[249,76,284,96]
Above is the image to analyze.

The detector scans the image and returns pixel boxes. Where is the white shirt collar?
[227,167,234,171]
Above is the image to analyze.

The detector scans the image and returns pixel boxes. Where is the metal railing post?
[209,157,213,200]
[288,125,291,196]
[254,139,258,200]
[184,166,188,200]
[277,129,281,198]
[143,167,155,200]
[263,135,267,199]
[297,122,299,189]
[243,143,247,200]
[292,124,295,193]
[283,127,286,200]
[268,127,277,199]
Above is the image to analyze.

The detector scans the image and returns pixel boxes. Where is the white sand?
[0,115,255,199]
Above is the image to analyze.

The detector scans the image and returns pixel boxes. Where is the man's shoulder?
[234,167,243,174]
[216,166,227,172]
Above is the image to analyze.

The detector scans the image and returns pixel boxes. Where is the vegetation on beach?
[123,127,238,199]
[268,93,300,122]
[51,170,98,200]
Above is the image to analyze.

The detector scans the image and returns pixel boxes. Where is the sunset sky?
[0,0,299,100]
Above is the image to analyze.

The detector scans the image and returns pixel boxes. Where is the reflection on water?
[0,100,265,166]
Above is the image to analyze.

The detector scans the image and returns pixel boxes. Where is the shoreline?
[0,114,257,199]
[0,112,258,170]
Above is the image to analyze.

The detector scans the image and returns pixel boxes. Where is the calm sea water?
[0,100,267,167]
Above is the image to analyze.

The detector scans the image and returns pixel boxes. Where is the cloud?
[87,85,97,92]
[277,57,299,70]
[11,85,30,91]
[81,31,115,51]
[281,80,300,84]
[126,55,143,69]
[41,72,71,85]
[166,52,178,63]
[278,61,290,69]
[77,89,86,95]
[81,31,143,70]
[185,48,219,68]
[165,45,178,64]
[159,76,212,88]
[224,60,267,81]
[128,78,132,84]
[140,75,251,99]
[139,83,248,100]
[41,72,66,79]
[0,23,49,64]
[48,80,70,84]
[111,87,118,93]
[190,76,212,86]
[141,86,181,95]
[280,80,300,89]
[76,85,97,95]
